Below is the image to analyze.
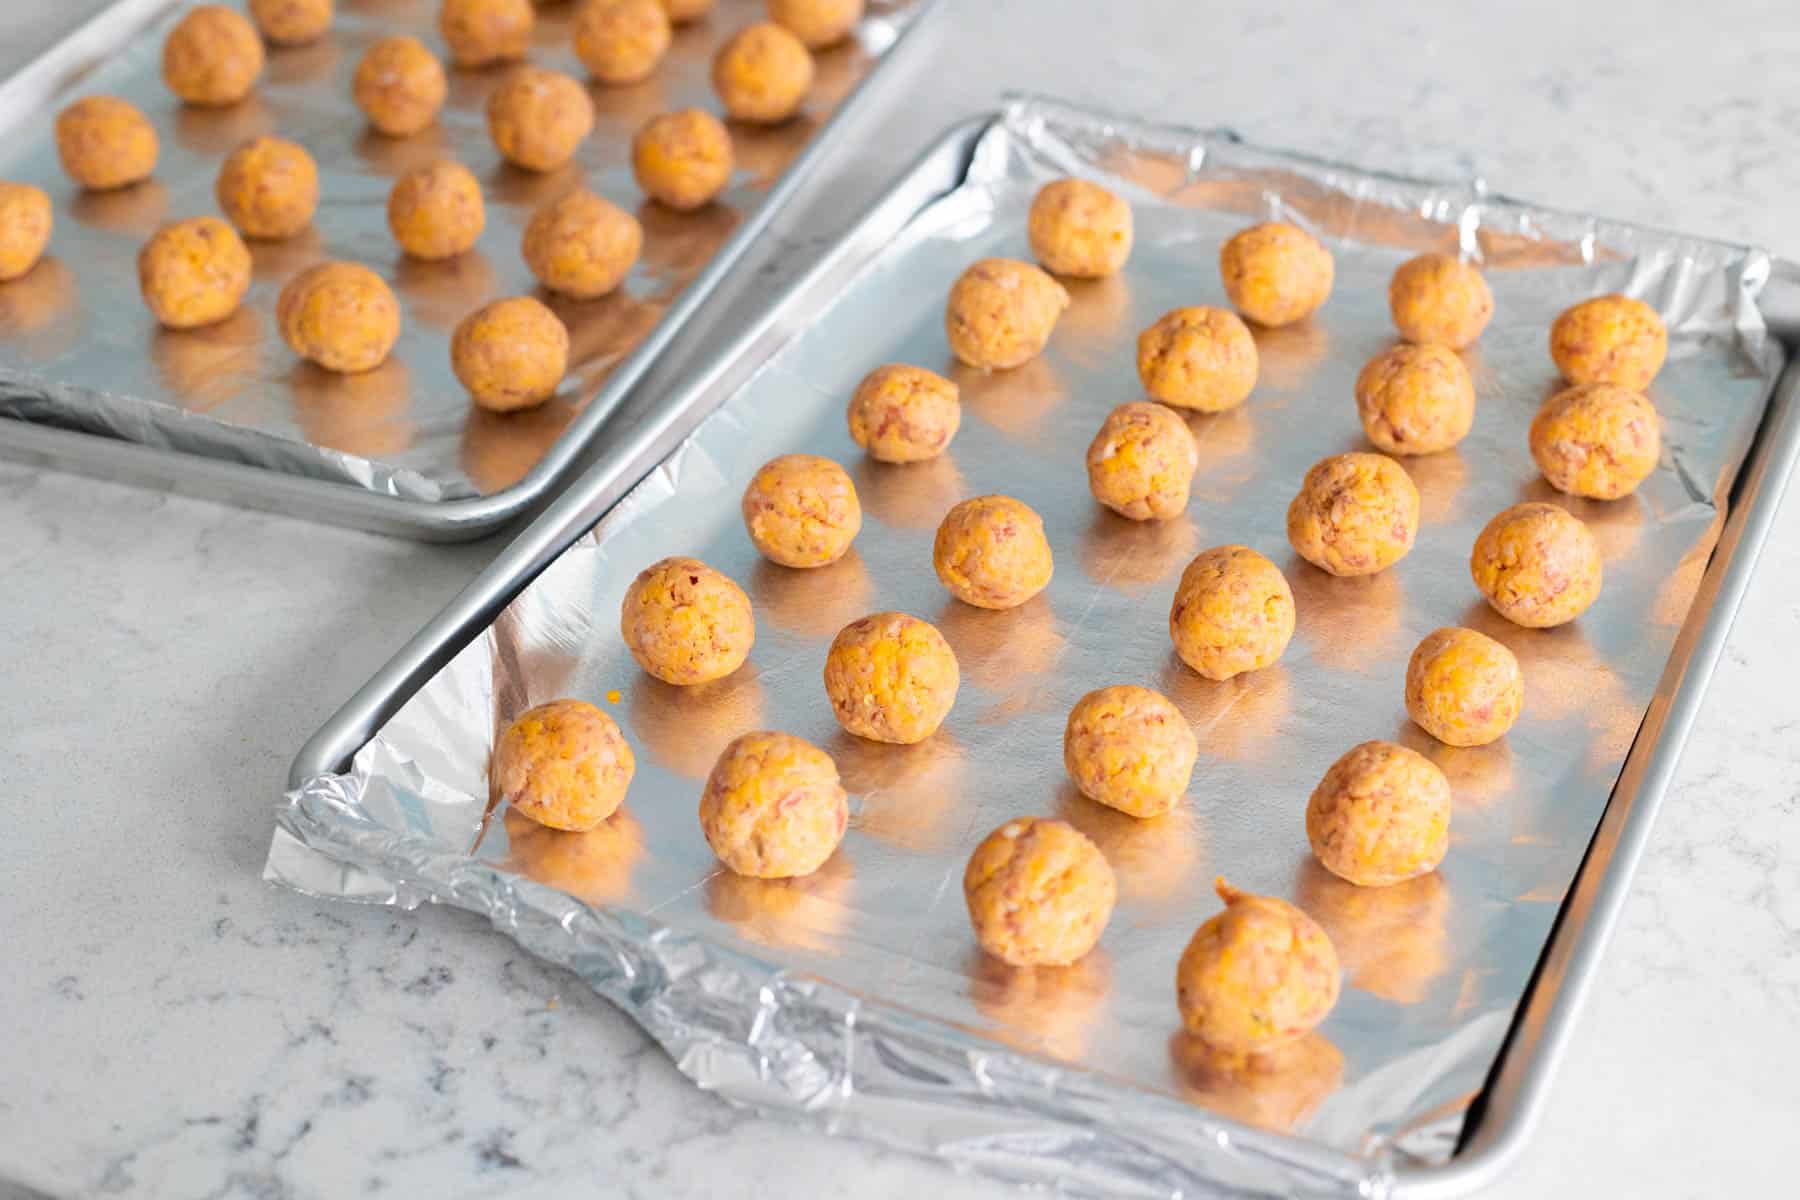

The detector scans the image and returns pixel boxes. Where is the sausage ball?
[387,160,486,260]
[353,36,448,136]
[1169,545,1295,680]
[1063,684,1197,818]
[493,698,635,831]
[1469,502,1602,628]
[1306,741,1452,887]
[944,257,1070,371]
[1549,294,1667,390]
[1086,400,1198,521]
[1388,252,1493,349]
[964,817,1116,967]
[1354,343,1475,456]
[162,5,264,107]
[215,136,318,240]
[0,184,52,282]
[249,0,333,46]
[846,363,960,463]
[574,0,672,85]
[1027,178,1133,279]
[1405,627,1524,748]
[1286,452,1420,577]
[137,217,252,330]
[933,494,1054,609]
[767,0,863,48]
[700,731,847,879]
[741,453,862,568]
[488,67,595,172]
[661,0,713,22]
[1136,305,1259,412]
[54,96,159,190]
[619,556,755,685]
[711,22,814,124]
[1219,221,1334,327]
[439,0,534,68]
[276,261,401,373]
[631,109,733,210]
[1528,382,1661,500]
[1176,880,1340,1051]
[452,296,569,412]
[522,189,643,299]
[823,611,959,744]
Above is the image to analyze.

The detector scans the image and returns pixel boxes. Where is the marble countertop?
[4,1,1799,1197]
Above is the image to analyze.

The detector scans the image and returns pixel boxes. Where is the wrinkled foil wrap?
[0,0,920,503]
[271,98,1783,1197]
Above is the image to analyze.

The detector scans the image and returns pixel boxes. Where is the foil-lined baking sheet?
[0,0,923,504]
[271,96,1783,1197]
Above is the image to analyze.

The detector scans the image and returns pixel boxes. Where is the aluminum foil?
[0,0,921,503]
[270,97,1783,1197]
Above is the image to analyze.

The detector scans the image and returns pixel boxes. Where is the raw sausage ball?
[387,160,486,260]
[1176,880,1340,1051]
[1354,343,1475,456]
[767,0,863,48]
[1306,741,1451,887]
[741,453,862,568]
[700,730,847,879]
[964,817,1116,967]
[933,494,1054,609]
[822,611,959,744]
[1405,627,1524,748]
[439,0,534,68]
[1469,502,1602,628]
[1027,178,1133,279]
[1550,294,1667,390]
[162,5,264,107]
[55,96,159,190]
[215,136,318,240]
[522,189,643,299]
[249,0,333,46]
[1388,252,1493,349]
[0,184,52,282]
[1168,545,1295,681]
[353,36,448,137]
[631,109,734,210]
[575,0,672,85]
[661,0,714,22]
[493,698,635,831]
[452,296,569,412]
[944,257,1070,371]
[1063,684,1197,819]
[711,22,814,124]
[1219,221,1333,328]
[1528,382,1660,500]
[276,261,401,373]
[1136,305,1259,413]
[1086,400,1198,521]
[1286,452,1420,577]
[846,363,960,463]
[137,217,251,330]
[619,556,755,685]
[488,67,595,172]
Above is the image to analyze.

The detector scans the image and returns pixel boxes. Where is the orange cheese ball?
[1176,880,1340,1051]
[575,0,672,85]
[387,160,486,260]
[711,22,814,124]
[700,730,847,879]
[354,36,448,137]
[1219,221,1333,328]
[1287,452,1420,577]
[1528,382,1661,500]
[741,453,862,568]
[1354,343,1475,456]
[1388,252,1493,349]
[215,136,318,240]
[846,363,960,463]
[452,295,569,412]
[55,96,159,190]
[1063,684,1197,818]
[522,189,643,299]
[1469,502,1602,628]
[439,0,534,68]
[1405,627,1524,748]
[249,0,333,46]
[620,556,755,685]
[488,67,595,172]
[493,698,635,831]
[964,817,1116,967]
[1169,545,1295,681]
[933,494,1054,609]
[944,257,1070,371]
[660,0,714,22]
[137,217,251,330]
[277,261,401,373]
[1307,741,1451,887]
[0,184,52,282]
[162,5,264,107]
[822,611,960,744]
[1086,400,1198,521]
[1549,294,1667,390]
[632,109,734,210]
[1027,178,1133,279]
[767,0,863,48]
[1136,305,1258,412]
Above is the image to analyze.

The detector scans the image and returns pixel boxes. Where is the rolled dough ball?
[1086,400,1198,521]
[1219,221,1333,327]
[964,817,1116,967]
[620,556,755,685]
[1469,501,1602,628]
[700,730,847,879]
[1405,626,1523,748]
[660,0,714,22]
[575,0,672,85]
[1354,343,1475,456]
[522,189,643,299]
[632,109,733,210]
[1135,305,1258,412]
[1528,382,1660,500]
[944,257,1069,371]
[439,0,534,68]
[353,36,448,137]
[933,494,1054,609]
[55,96,158,190]
[1176,879,1340,1050]
[767,0,863,48]
[1388,252,1493,349]
[1063,684,1197,818]
[846,363,960,463]
[215,136,318,239]
[452,295,569,412]
[822,611,959,744]
[493,698,634,831]
[387,160,486,260]
[488,66,595,172]
[1027,178,1133,279]
[1306,741,1451,887]
[162,5,264,106]
[711,23,814,124]
[1169,545,1295,680]
[741,453,862,568]
[0,184,52,282]
[277,261,401,373]
[1286,452,1419,577]
[249,0,333,46]
[1549,294,1667,390]
[137,217,251,329]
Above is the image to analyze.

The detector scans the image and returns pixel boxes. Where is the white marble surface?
[3,1,1799,1197]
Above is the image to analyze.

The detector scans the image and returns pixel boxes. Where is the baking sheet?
[271,96,1784,1197]
[0,0,924,505]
